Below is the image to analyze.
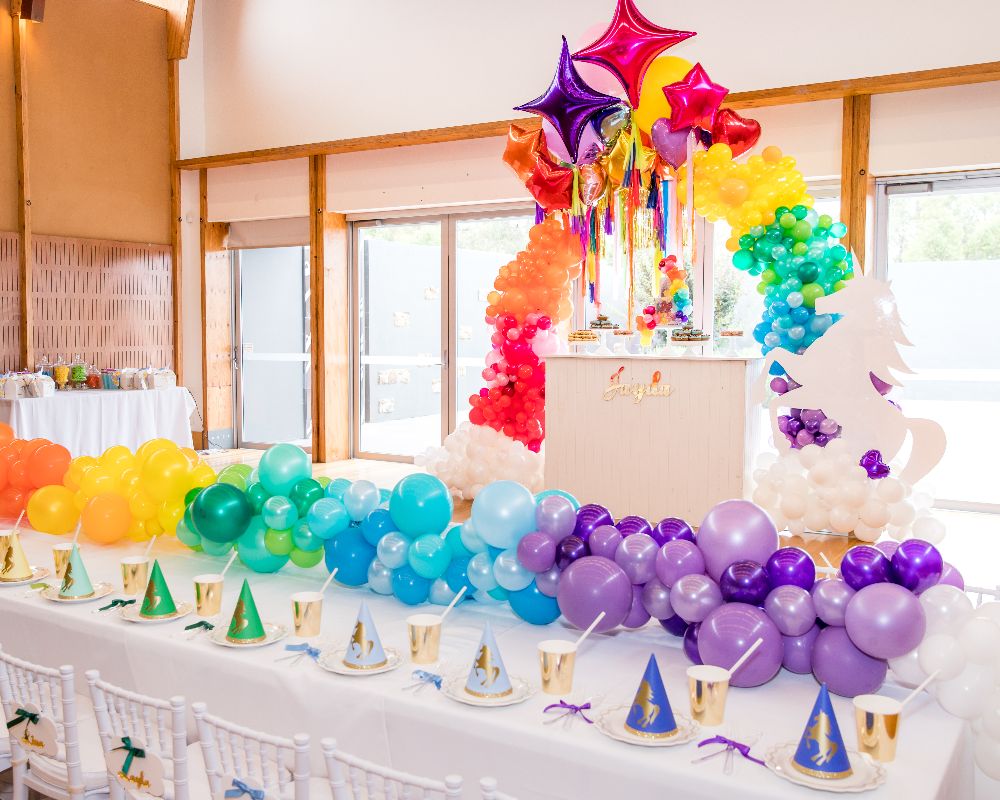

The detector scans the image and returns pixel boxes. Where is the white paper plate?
[441,674,535,708]
[594,705,700,747]
[120,601,193,624]
[765,743,886,793]
[209,622,288,649]
[0,566,50,587]
[41,582,114,604]
[316,647,402,676]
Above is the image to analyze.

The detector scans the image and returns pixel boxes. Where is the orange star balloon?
[503,123,546,183]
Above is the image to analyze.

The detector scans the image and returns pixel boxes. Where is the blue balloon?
[391,565,431,605]
[360,508,396,547]
[429,578,457,605]
[325,478,352,500]
[467,552,498,591]
[291,519,323,552]
[323,527,375,586]
[237,517,290,573]
[508,581,562,625]
[376,531,410,569]
[389,474,453,538]
[343,480,380,522]
[493,547,533,591]
[444,556,475,595]
[307,498,351,540]
[367,559,393,595]
[487,586,508,602]
[534,489,580,510]
[459,520,487,554]
[470,480,536,549]
[445,525,471,558]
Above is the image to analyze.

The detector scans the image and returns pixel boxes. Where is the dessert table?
[0,533,974,800]
[0,387,196,456]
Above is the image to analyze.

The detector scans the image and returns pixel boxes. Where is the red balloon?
[525,154,573,211]
[711,107,761,158]
[662,63,728,131]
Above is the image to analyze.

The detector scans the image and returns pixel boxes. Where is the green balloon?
[175,518,201,549]
[290,478,324,516]
[289,546,324,568]
[184,487,202,506]
[407,533,452,580]
[732,249,755,271]
[801,282,826,308]
[246,482,270,514]
[760,268,778,285]
[257,443,311,496]
[292,519,323,552]
[201,539,233,556]
[226,463,254,479]
[264,528,294,556]
[217,471,247,493]
[316,476,332,488]
[191,483,252,543]
[236,517,289,573]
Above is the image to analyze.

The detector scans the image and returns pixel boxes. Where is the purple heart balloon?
[840,545,891,591]
[859,449,891,480]
[650,118,692,170]
[652,517,695,546]
[616,515,653,538]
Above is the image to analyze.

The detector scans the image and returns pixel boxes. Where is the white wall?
[207,159,309,222]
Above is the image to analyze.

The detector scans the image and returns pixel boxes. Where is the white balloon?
[798,444,822,469]
[837,481,869,509]
[756,452,777,470]
[888,647,927,689]
[780,494,808,520]
[808,461,836,488]
[824,438,850,457]
[981,689,1000,740]
[875,477,906,504]
[804,507,830,533]
[974,732,1000,780]
[936,663,997,719]
[920,585,974,635]
[918,634,967,681]
[859,499,891,528]
[959,618,1000,664]
[976,603,1000,628]
[911,491,934,510]
[912,516,946,544]
[852,523,881,542]
[829,506,859,535]
[787,518,806,536]
[889,502,917,528]
[783,474,810,496]
[752,486,778,509]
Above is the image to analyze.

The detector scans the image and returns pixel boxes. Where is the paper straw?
[439,585,467,622]
[575,611,606,648]
[11,509,25,534]
[220,551,238,578]
[728,637,764,677]
[819,552,836,570]
[71,521,81,546]
[319,568,339,594]
[143,535,158,558]
[900,670,940,710]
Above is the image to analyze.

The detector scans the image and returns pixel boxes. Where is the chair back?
[479,777,517,800]
[191,701,310,800]
[85,669,188,800]
[321,737,462,800]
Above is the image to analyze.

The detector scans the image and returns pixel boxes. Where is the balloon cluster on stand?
[0,424,71,522]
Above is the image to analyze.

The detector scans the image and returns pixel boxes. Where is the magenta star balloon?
[515,37,620,163]
[662,62,728,131]
[572,0,695,109]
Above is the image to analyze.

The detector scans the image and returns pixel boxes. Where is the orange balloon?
[0,423,13,445]
[27,443,71,488]
[0,486,25,518]
[8,460,31,490]
[19,438,50,463]
[81,493,130,544]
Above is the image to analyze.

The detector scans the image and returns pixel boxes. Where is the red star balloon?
[573,0,695,109]
[662,62,728,131]
[525,153,574,211]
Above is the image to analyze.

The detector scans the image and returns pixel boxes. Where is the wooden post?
[167,58,183,385]
[199,171,232,450]
[11,9,33,370]
[840,95,873,272]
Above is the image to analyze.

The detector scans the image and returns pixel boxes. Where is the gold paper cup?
[120,556,149,595]
[407,613,442,664]
[538,639,577,696]
[194,573,223,617]
[292,591,323,638]
[687,664,730,726]
[854,694,902,762]
[53,543,74,579]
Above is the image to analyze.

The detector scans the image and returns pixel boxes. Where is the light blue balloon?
[343,480,380,522]
[367,558,394,595]
[429,578,457,606]
[535,489,580,510]
[473,588,503,604]
[261,496,298,531]
[325,478,352,500]
[467,552,498,591]
[786,291,804,308]
[292,519,323,552]
[470,480,536,550]
[407,533,452,580]
[493,547,533,592]
[376,531,410,569]
[788,325,806,341]
[236,517,290,573]
[201,538,232,557]
[459,520,487,554]
[175,519,201,548]
[307,498,351,540]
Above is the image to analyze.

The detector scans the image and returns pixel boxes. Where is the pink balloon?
[571,22,628,98]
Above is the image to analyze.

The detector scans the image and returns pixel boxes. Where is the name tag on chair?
[6,702,58,757]
[107,737,165,797]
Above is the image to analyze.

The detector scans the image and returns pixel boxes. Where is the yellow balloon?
[188,463,217,490]
[136,438,177,467]
[180,447,200,465]
[140,448,191,503]
[145,518,164,538]
[73,491,90,512]
[26,485,80,535]
[127,518,148,542]
[634,56,694,135]
[100,445,135,477]
[80,466,118,498]
[128,489,158,521]
[119,468,140,492]
[67,455,98,486]
[157,498,185,535]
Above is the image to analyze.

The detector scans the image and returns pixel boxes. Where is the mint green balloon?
[175,519,201,548]
[201,538,232,556]
[257,444,311,496]
[262,495,298,531]
[407,534,452,580]
[236,517,289,573]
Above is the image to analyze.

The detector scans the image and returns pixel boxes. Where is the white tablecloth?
[0,388,196,456]
[0,534,975,800]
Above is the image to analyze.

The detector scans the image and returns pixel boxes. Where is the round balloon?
[508,581,561,625]
[390,474,453,538]
[470,480,535,549]
[191,484,252,543]
[697,500,778,581]
[26,485,79,535]
[812,626,887,697]
[323,527,376,586]
[845,582,926,659]
[556,556,632,633]
[697,603,783,687]
[81,493,130,544]
[257,444,311,497]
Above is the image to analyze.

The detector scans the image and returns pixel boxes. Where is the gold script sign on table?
[603,366,673,403]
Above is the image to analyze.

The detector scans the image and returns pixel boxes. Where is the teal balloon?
[407,534,452,580]
[444,556,474,595]
[246,482,270,514]
[360,508,396,546]
[459,520,487,553]
[290,478,324,516]
[343,480,380,521]
[470,480,535,549]
[201,538,233,557]
[257,444,311,496]
[508,581,561,625]
[323,527,375,586]
[261,496,298,531]
[325,478,352,501]
[429,578,457,605]
[191,483,252,543]
[389,474,453,538]
[236,517,289,573]
[378,488,391,505]
[306,498,350,540]
[292,520,323,552]
[175,519,201,548]
[487,586,508,602]
[535,489,580,510]
[391,565,430,605]
[445,525,471,558]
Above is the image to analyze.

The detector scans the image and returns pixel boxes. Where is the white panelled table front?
[0,388,196,455]
[0,535,972,800]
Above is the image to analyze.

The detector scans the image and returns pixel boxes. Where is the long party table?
[0,533,974,800]
[0,387,196,455]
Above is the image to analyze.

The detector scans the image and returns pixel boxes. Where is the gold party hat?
[0,531,32,582]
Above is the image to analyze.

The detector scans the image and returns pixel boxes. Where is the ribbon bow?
[224,778,265,799]
[284,643,320,661]
[543,700,594,724]
[114,736,146,775]
[99,598,136,612]
[6,708,40,729]
[184,620,214,632]
[697,735,765,767]
[412,670,442,690]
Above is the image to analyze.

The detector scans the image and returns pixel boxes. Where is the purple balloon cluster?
[770,377,841,448]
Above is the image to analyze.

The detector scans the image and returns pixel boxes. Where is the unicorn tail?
[899,417,947,486]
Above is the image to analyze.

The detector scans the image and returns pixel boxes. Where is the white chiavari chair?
[0,647,107,800]
[320,738,462,800]
[192,701,310,800]
[478,777,517,800]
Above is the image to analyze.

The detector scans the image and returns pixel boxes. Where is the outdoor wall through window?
[351,209,535,460]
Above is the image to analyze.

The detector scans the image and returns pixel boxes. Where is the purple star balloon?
[515,37,621,163]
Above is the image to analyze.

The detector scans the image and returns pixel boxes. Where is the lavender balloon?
[573,504,613,543]
[812,626,887,697]
[622,585,651,629]
[652,517,695,546]
[938,562,964,590]
[615,533,658,584]
[840,545,891,591]
[720,560,771,605]
[683,623,703,665]
[556,556,632,633]
[811,578,855,626]
[765,547,816,590]
[556,535,588,569]
[782,625,820,674]
[670,574,723,624]
[535,495,577,541]
[698,603,783,688]
[655,540,705,587]
[516,532,556,573]
[641,578,673,619]
[844,583,927,659]
[875,541,900,559]
[890,538,943,593]
[616,515,653,538]
[535,564,561,598]
[588,525,623,560]
[764,585,816,636]
[697,500,779,582]
[650,118,692,170]
[659,614,687,637]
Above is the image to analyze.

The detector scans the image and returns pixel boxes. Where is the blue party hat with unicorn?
[625,653,677,739]
[793,684,853,779]
[343,600,387,670]
[465,621,512,698]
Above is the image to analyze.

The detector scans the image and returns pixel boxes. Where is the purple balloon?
[844,583,927,659]
[670,574,723,623]
[615,532,658,584]
[782,624,820,674]
[573,504,613,543]
[516,532,556,573]
[542,117,604,165]
[683,623,703,665]
[697,500,779,582]
[641,578,673,619]
[698,603,783,688]
[870,372,893,395]
[875,541,900,559]
[556,535,588,569]
[622,585,651,629]
[650,118,692,170]
[655,540,705,587]
[588,525,623,560]
[652,517,695,546]
[659,614,687,637]
[812,626,887,697]
[840,545,891,590]
[765,547,816,590]
[818,417,839,436]
[811,578,855,626]
[535,495,577,541]
[765,585,816,636]
[890,539,943,593]
[535,565,561,598]
[556,556,632,633]
[616,515,653,538]
[938,562,964,591]
[720,560,771,605]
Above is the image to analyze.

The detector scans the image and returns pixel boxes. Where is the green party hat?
[226,579,266,643]
[59,545,95,599]
[140,560,178,618]
[0,531,32,582]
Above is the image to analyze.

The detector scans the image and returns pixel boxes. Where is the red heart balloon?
[711,108,761,158]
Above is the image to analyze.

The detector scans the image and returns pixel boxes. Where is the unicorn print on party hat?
[0,530,32,582]
[59,545,95,599]
[465,621,512,698]
[793,684,853,780]
[226,579,266,644]
[625,654,677,739]
[140,560,178,619]
[343,600,387,670]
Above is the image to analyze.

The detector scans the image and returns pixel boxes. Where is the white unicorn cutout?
[753,274,946,485]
